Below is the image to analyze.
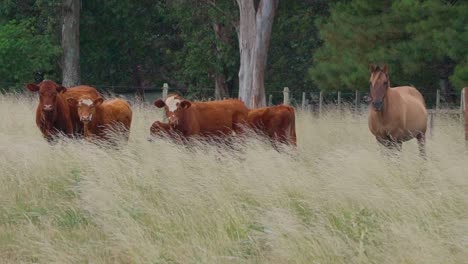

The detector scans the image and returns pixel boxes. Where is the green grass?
[0,93,467,263]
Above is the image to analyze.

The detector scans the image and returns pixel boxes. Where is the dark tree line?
[0,0,466,105]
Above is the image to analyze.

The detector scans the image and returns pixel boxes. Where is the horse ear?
[382,64,388,74]
[370,64,378,73]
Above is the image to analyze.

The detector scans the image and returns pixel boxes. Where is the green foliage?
[79,0,168,91]
[0,0,61,89]
[0,19,60,89]
[268,0,335,96]
[309,0,467,95]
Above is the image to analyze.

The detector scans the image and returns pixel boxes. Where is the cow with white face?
[154,94,190,125]
[153,94,249,138]
[67,96,132,142]
[74,97,103,124]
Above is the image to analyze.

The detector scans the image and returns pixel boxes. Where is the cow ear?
[94,98,104,106]
[369,64,376,72]
[180,100,192,109]
[382,64,388,74]
[26,83,39,92]
[67,98,78,106]
[57,85,67,93]
[154,99,166,108]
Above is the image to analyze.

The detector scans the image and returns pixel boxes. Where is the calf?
[148,120,184,143]
[153,94,249,139]
[247,105,297,146]
[61,85,102,137]
[67,96,132,143]
[26,80,73,142]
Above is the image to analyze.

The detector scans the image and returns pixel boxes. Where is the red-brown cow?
[149,121,174,137]
[61,86,102,137]
[67,96,132,143]
[247,105,297,147]
[148,120,184,143]
[153,94,249,139]
[26,80,73,142]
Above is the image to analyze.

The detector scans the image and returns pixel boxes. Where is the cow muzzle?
[80,115,92,123]
[43,104,53,111]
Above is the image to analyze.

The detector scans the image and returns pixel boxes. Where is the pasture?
[0,93,467,264]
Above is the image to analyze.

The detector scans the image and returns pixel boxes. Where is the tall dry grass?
[0,93,467,264]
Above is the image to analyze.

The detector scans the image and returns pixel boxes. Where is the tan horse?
[368,64,427,156]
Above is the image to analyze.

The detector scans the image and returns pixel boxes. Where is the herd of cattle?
[26,80,297,147]
[25,65,468,154]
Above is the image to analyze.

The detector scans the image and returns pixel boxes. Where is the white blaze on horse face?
[80,98,93,106]
[165,96,181,112]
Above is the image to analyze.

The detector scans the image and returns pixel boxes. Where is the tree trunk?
[438,57,457,104]
[215,74,229,99]
[236,0,278,109]
[213,23,231,99]
[61,0,81,87]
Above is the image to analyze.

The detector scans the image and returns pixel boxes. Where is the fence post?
[355,90,360,113]
[463,88,468,143]
[319,91,323,115]
[283,87,290,105]
[162,83,169,100]
[302,92,306,110]
[436,89,440,111]
[268,94,273,106]
[429,111,434,139]
[337,91,342,110]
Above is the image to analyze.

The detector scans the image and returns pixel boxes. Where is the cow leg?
[416,133,426,159]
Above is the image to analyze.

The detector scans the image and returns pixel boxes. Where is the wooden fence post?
[436,89,440,111]
[302,92,306,110]
[268,94,273,106]
[337,91,342,110]
[319,91,323,115]
[463,88,468,142]
[429,111,434,139]
[283,87,290,105]
[162,83,169,100]
[460,88,464,122]
[355,90,360,113]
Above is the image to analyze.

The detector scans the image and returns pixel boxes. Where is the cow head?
[153,94,192,126]
[26,80,66,112]
[67,96,104,124]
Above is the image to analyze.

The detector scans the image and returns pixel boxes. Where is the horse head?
[369,64,390,112]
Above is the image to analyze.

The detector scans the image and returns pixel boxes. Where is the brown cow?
[247,105,297,147]
[153,94,249,139]
[61,85,102,137]
[149,121,175,137]
[148,120,184,143]
[26,80,73,142]
[67,96,132,143]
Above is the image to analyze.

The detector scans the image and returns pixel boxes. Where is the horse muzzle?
[372,101,384,112]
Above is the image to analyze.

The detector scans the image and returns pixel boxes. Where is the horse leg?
[416,133,426,158]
